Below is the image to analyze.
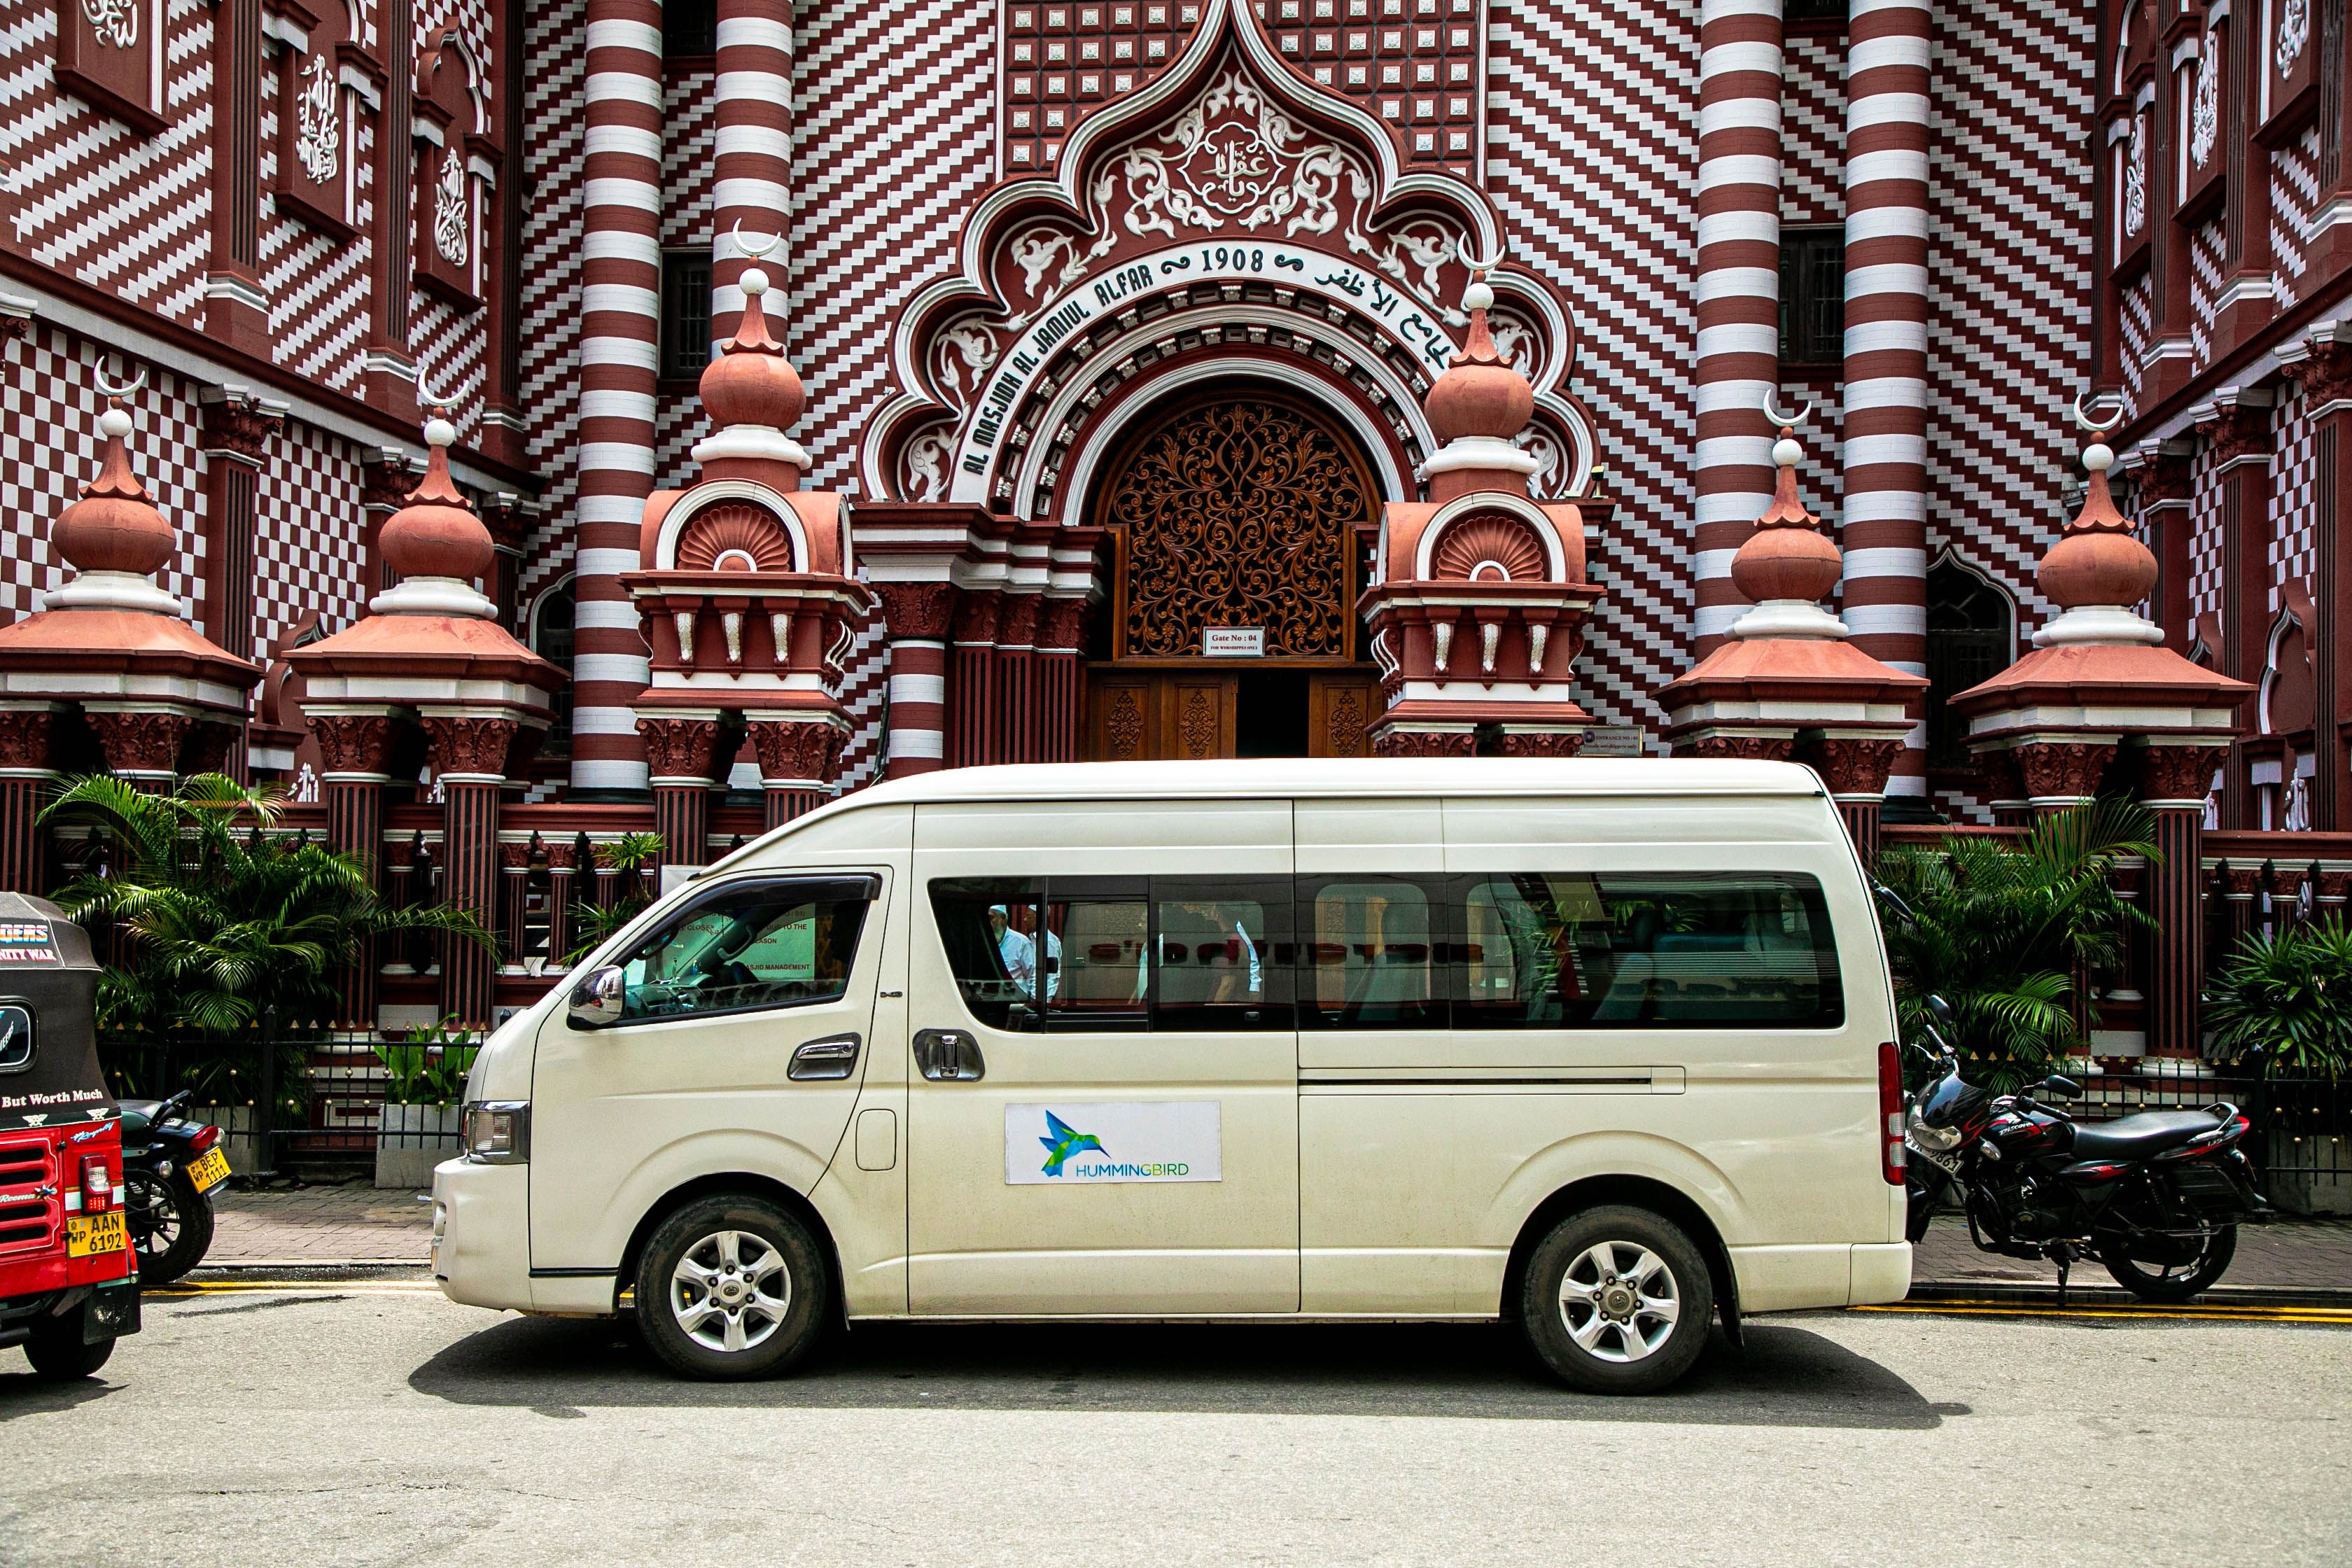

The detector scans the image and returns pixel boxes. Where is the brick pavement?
[203,1182,2352,1292]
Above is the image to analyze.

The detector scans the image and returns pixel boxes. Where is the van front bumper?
[432,1156,532,1312]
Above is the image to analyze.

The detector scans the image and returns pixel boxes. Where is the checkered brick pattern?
[1780,32,1844,228]
[1486,0,1693,737]
[256,46,372,397]
[411,292,489,444]
[1923,1,2092,641]
[2188,437,2222,624]
[2272,122,2321,311]
[514,0,589,617]
[0,326,206,623]
[1,1,214,328]
[2269,388,2316,615]
[832,606,891,791]
[792,0,1000,493]
[2119,269,2154,415]
[1931,785,1994,825]
[663,67,719,249]
[654,400,712,493]
[253,419,368,654]
[2188,214,2223,370]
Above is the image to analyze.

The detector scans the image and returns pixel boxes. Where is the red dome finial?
[52,368,176,582]
[1424,244,1534,444]
[372,396,498,617]
[1728,406,1844,612]
[700,225,807,435]
[2038,395,2157,614]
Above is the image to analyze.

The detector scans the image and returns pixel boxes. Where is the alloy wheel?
[1558,1238,1681,1363]
[669,1228,792,1354]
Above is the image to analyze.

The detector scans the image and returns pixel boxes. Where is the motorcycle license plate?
[185,1146,231,1194]
[67,1211,128,1257]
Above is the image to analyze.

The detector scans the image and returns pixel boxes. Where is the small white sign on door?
[1004,1101,1223,1184]
[1201,626,1265,657]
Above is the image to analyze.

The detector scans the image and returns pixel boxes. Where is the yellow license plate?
[67,1210,127,1257]
[185,1146,231,1194]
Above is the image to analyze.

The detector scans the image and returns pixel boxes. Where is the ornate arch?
[862,0,1595,512]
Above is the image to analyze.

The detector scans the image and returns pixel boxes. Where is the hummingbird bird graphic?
[1039,1111,1106,1176]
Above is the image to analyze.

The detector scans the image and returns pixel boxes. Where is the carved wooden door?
[1084,673,1238,761]
[1308,673,1381,758]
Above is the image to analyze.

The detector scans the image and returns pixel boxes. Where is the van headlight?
[462,1101,531,1165]
[1905,1103,1962,1153]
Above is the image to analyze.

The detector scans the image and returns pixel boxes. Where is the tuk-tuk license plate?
[185,1147,230,1194]
[67,1211,127,1256]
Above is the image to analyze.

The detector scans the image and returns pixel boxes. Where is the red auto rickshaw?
[0,892,139,1380]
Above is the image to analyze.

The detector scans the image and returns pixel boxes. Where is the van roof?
[825,755,1825,807]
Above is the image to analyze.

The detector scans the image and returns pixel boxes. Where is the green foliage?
[372,1015,479,1107]
[1876,798,2159,1088]
[565,831,665,963]
[2204,917,2352,1077]
[43,772,496,1037]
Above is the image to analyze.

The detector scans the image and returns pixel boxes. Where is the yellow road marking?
[1855,1300,2352,1325]
[149,1280,442,1298]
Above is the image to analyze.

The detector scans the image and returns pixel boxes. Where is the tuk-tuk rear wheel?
[23,1318,114,1380]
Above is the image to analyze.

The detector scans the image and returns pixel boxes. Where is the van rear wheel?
[1520,1205,1713,1394]
[634,1196,828,1380]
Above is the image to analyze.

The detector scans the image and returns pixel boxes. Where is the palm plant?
[1876,797,2159,1086]
[2204,917,2352,1077]
[41,772,494,1037]
[565,830,666,963]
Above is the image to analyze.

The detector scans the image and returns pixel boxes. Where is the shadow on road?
[0,1368,120,1422]
[408,1315,1953,1429]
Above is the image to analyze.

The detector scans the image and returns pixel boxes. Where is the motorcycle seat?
[115,1098,163,1140]
[2071,1108,2225,1161]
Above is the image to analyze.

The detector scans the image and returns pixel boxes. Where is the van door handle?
[913,1028,985,1082]
[788,1032,863,1081]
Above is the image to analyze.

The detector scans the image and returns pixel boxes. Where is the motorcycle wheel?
[2097,1222,2236,1301]
[124,1169,214,1288]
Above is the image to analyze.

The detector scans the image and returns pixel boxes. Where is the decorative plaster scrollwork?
[932,318,1000,410]
[2278,0,2311,73]
[295,54,340,182]
[2124,120,2148,239]
[2189,46,2219,169]
[1485,307,1539,379]
[433,154,469,267]
[80,0,138,48]
[1522,428,1568,501]
[902,426,954,501]
[1009,227,1084,300]
[1114,68,1368,239]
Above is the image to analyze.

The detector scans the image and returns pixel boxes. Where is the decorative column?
[1837,0,1932,805]
[2134,447,2197,655]
[1980,748,2032,828]
[2278,332,2352,828]
[997,593,1042,764]
[638,713,722,874]
[750,720,842,830]
[0,708,59,893]
[363,0,419,412]
[1814,736,1909,863]
[204,0,270,354]
[544,841,577,967]
[874,582,956,777]
[2011,740,2118,816]
[422,717,517,1028]
[309,710,399,1028]
[1036,597,1088,764]
[710,0,794,346]
[84,712,192,793]
[948,589,1000,768]
[199,393,283,663]
[573,0,664,792]
[1690,0,1786,652]
[2198,393,2274,826]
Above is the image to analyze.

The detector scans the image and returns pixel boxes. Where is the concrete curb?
[1908,1280,2352,1310]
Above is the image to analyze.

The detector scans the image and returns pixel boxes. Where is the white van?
[433,757,1910,1394]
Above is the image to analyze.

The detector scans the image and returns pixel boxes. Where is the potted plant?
[2204,918,2352,1214]
[372,1016,479,1189]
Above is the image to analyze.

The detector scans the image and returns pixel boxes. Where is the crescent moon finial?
[1450,235,1505,275]
[92,363,147,401]
[415,374,454,413]
[731,219,780,262]
[1761,391,1812,430]
[2073,390,2125,435]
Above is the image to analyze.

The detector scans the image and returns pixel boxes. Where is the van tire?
[1520,1204,1714,1395]
[634,1196,828,1380]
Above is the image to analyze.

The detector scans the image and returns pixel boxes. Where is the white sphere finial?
[423,414,456,449]
[1772,435,1802,468]
[99,406,133,439]
[741,265,770,298]
[2084,441,2114,473]
[1462,278,1494,313]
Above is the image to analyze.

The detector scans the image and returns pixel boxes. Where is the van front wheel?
[635,1196,828,1380]
[1520,1205,1714,1394]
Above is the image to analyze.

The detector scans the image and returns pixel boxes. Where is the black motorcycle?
[1903,995,2270,1301]
[116,1088,232,1287]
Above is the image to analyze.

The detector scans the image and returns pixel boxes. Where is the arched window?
[531,579,577,760]
[1924,559,2014,769]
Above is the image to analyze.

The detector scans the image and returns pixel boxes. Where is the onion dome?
[43,378,187,617]
[2029,416,2164,648]
[371,410,498,619]
[699,264,806,433]
[1424,271,1534,443]
[1730,421,1844,606]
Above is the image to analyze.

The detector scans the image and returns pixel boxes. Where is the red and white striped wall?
[1693,0,1786,650]
[574,0,663,792]
[1840,0,1933,797]
[711,0,794,345]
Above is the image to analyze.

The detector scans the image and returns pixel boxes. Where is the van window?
[928,876,1292,1032]
[1451,872,1842,1028]
[614,877,875,1022]
[1298,876,1444,1030]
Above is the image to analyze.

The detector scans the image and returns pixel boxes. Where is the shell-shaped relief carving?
[676,503,797,573]
[1430,515,1548,583]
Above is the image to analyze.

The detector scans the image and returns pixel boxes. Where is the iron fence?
[2060,1063,2350,1210]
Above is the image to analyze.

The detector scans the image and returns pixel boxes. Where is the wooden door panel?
[1308,673,1381,758]
[1162,674,1236,760]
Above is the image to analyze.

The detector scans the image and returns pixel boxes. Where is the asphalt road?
[1,1282,2346,1567]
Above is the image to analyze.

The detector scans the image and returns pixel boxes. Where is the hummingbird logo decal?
[1039,1111,1106,1177]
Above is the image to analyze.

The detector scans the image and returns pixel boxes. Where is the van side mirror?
[568,966,626,1029]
